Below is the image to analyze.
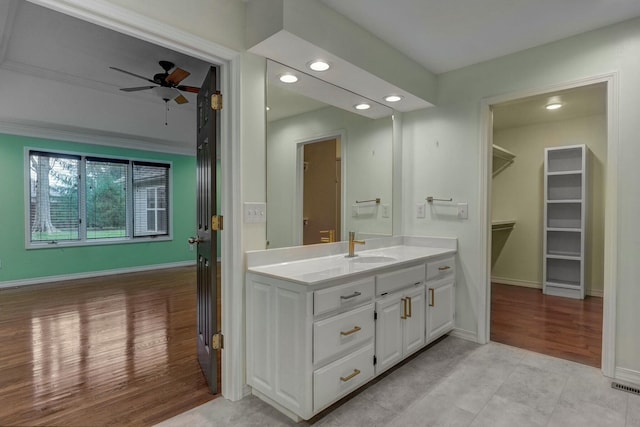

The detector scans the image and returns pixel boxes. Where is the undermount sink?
[349,255,397,263]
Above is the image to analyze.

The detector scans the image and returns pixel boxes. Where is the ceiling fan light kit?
[110,60,200,105]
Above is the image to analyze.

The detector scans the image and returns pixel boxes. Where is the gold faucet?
[347,231,365,257]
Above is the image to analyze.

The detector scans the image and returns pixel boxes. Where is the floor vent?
[612,381,640,396]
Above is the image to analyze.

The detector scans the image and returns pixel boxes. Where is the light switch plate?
[416,202,426,218]
[244,202,267,223]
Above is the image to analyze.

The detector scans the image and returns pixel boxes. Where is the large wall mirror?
[266,60,394,249]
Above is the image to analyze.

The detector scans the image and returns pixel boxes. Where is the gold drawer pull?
[340,291,362,300]
[438,265,451,271]
[340,369,361,382]
[340,326,361,336]
[429,288,435,307]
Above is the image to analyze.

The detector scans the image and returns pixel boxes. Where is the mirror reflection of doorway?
[302,138,341,245]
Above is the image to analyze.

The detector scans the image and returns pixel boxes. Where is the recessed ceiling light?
[279,73,298,83]
[308,60,330,72]
[545,103,563,110]
[384,95,403,103]
[354,103,371,110]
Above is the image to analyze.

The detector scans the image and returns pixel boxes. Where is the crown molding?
[0,118,195,156]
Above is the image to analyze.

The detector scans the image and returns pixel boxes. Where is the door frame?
[29,0,245,400]
[294,130,347,245]
[478,72,619,377]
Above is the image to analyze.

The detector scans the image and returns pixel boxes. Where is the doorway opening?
[302,137,342,245]
[8,0,238,401]
[487,82,608,368]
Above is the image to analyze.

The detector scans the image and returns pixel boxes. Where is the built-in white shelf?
[492,144,516,176]
[543,145,588,299]
[492,219,516,232]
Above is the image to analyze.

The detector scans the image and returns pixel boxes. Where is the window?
[28,150,170,246]
[133,162,169,237]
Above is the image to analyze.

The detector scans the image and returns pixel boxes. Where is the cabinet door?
[375,294,403,375]
[426,280,454,343]
[403,286,425,357]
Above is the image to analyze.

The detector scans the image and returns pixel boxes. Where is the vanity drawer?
[314,277,374,316]
[376,264,425,296]
[426,256,455,281]
[313,343,374,412]
[313,303,374,365]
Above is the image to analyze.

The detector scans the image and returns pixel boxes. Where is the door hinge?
[374,311,377,320]
[211,92,223,111]
[373,355,377,365]
[212,332,224,350]
[212,215,224,231]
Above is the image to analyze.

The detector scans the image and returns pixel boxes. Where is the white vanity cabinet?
[425,256,455,343]
[246,273,376,420]
[374,265,426,374]
[246,243,457,421]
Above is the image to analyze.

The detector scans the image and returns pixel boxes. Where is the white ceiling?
[0,1,630,153]
[320,0,640,74]
[0,1,211,154]
[492,83,606,131]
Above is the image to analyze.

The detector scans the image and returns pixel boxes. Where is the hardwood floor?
[0,266,219,426]
[490,282,603,368]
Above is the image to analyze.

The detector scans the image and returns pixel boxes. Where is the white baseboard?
[615,367,640,386]
[0,260,196,289]
[491,276,604,297]
[491,276,541,289]
[450,328,478,343]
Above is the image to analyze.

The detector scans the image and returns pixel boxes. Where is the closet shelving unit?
[492,144,516,177]
[543,144,588,299]
[492,145,517,233]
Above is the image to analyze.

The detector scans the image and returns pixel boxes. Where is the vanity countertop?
[247,244,455,286]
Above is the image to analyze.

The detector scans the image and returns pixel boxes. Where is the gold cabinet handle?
[340,326,361,336]
[319,229,336,243]
[407,296,412,318]
[340,291,361,300]
[340,369,361,382]
[429,288,435,307]
[401,297,408,319]
[438,265,451,271]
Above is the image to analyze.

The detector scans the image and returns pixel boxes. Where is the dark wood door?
[195,66,219,394]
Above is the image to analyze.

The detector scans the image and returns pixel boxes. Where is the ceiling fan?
[110,60,200,104]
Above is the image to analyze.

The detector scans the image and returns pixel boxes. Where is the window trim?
[24,147,173,249]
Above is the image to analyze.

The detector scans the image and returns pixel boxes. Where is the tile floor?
[156,337,640,427]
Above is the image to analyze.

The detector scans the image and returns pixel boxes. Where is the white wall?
[267,106,392,248]
[402,17,640,375]
[492,115,607,295]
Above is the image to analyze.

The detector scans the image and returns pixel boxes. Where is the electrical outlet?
[416,202,426,218]
[457,203,468,219]
[381,204,390,218]
[352,205,359,217]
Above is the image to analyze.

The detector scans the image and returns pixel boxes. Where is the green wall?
[0,133,196,283]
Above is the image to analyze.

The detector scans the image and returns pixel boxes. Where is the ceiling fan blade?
[177,85,200,94]
[174,94,189,104]
[166,67,190,85]
[120,86,156,92]
[109,66,155,84]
